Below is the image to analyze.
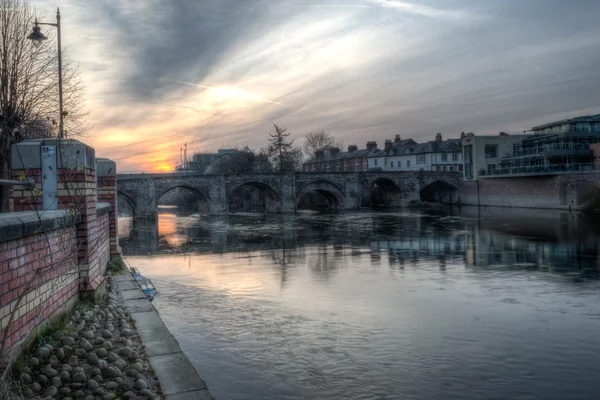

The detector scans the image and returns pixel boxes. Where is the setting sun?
[153,163,174,173]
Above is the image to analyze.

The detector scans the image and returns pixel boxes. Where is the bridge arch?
[297,180,345,211]
[156,185,210,214]
[228,181,282,213]
[117,190,137,216]
[361,177,403,208]
[419,180,458,204]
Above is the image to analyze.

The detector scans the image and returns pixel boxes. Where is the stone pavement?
[113,273,214,400]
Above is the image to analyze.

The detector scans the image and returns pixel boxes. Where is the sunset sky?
[35,0,600,172]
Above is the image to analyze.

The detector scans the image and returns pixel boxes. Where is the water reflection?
[119,207,600,278]
[121,207,600,400]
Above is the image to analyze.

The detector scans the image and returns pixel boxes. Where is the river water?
[119,207,600,400]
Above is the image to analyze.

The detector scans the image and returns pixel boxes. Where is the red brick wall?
[0,226,79,353]
[98,175,120,255]
[1,208,114,356]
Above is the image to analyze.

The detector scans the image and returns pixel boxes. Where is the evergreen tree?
[266,123,296,172]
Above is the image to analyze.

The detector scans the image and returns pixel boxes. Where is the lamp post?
[28,8,65,139]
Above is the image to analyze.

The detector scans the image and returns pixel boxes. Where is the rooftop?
[531,114,600,131]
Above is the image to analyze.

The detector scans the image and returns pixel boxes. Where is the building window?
[465,164,472,179]
[417,154,426,164]
[452,153,458,161]
[575,122,591,132]
[487,164,496,174]
[374,159,378,166]
[397,161,401,168]
[354,160,359,170]
[344,162,348,172]
[363,159,367,170]
[484,145,498,159]
[436,166,441,171]
[459,164,463,172]
[441,154,448,161]
[407,160,411,167]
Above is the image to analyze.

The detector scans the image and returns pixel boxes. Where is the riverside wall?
[0,139,119,358]
[457,173,600,210]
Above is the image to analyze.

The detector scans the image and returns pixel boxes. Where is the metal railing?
[479,163,599,177]
[0,178,35,186]
[504,144,591,158]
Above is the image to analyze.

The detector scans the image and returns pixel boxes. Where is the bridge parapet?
[116,171,463,218]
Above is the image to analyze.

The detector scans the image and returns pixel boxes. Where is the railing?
[0,178,35,186]
[504,144,591,158]
[479,163,599,177]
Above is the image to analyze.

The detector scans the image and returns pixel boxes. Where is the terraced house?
[368,133,463,172]
[301,141,381,172]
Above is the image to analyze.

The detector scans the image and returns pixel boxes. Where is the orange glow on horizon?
[153,163,174,173]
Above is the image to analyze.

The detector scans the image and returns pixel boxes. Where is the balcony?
[479,163,598,178]
[503,144,593,159]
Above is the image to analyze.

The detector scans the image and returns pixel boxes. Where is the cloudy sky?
[35,0,600,172]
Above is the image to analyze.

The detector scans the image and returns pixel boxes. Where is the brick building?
[302,141,381,172]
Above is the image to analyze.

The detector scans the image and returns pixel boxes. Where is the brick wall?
[0,221,79,353]
[457,173,600,209]
[2,139,119,358]
[98,174,120,255]
[0,205,113,356]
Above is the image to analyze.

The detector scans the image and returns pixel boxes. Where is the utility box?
[41,145,58,210]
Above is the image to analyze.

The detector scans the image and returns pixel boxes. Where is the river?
[119,207,600,400]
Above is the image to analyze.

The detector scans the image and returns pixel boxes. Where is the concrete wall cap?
[11,138,96,170]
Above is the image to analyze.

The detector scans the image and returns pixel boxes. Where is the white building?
[368,133,463,172]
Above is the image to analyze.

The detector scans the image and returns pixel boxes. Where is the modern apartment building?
[462,114,600,179]
[461,133,529,179]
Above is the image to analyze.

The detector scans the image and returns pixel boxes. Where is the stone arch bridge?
[117,171,462,219]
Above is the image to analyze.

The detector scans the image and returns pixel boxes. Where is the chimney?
[394,134,401,143]
[460,131,466,139]
[466,132,474,137]
[366,141,377,151]
[384,140,393,152]
[499,131,508,136]
[435,132,442,143]
[330,147,340,156]
[348,144,358,153]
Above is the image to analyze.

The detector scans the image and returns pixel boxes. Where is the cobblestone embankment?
[12,271,213,400]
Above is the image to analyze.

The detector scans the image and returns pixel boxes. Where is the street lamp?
[28,8,65,139]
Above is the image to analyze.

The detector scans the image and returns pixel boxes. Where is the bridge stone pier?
[117,171,462,219]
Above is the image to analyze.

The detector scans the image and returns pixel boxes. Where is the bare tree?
[266,123,296,172]
[0,0,87,212]
[303,130,343,160]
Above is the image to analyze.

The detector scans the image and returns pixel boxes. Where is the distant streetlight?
[28,8,65,139]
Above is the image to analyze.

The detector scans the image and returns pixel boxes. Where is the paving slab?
[116,280,139,290]
[123,298,155,312]
[166,389,215,400]
[113,274,137,283]
[132,311,182,356]
[121,288,148,300]
[148,352,208,395]
[131,310,167,330]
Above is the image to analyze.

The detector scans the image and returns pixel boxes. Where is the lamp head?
[27,20,47,45]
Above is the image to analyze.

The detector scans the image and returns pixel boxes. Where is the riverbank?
[6,270,213,399]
